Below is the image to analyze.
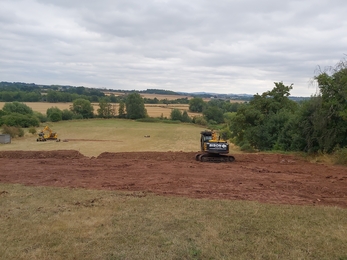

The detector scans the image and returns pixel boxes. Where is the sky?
[1,0,346,96]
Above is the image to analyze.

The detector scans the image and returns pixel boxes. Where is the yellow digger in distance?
[37,126,60,142]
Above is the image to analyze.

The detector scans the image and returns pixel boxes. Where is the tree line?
[227,59,347,154]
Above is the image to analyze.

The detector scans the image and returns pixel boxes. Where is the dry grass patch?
[0,183,346,260]
[0,119,209,156]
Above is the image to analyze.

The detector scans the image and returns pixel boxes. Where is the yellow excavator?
[37,126,60,142]
[195,130,235,162]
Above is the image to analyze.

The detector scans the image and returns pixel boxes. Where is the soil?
[0,150,346,207]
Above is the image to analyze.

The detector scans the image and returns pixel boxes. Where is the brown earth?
[0,150,346,207]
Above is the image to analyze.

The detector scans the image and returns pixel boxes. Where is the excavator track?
[195,153,235,163]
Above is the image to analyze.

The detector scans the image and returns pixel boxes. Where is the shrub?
[1,125,24,138]
[34,112,47,123]
[47,107,63,122]
[62,109,74,120]
[1,113,40,127]
[193,116,207,126]
[170,109,182,121]
[28,127,37,135]
[220,129,232,140]
[2,102,33,115]
[240,142,256,152]
[49,111,63,122]
[72,114,84,120]
[334,148,347,165]
[181,111,192,123]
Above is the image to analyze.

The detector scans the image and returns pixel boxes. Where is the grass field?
[0,184,346,260]
[0,119,211,157]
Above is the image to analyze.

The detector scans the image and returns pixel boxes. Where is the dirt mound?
[0,150,346,207]
[97,151,196,161]
[0,150,86,159]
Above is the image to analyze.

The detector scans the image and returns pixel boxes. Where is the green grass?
[0,184,346,260]
[0,119,217,157]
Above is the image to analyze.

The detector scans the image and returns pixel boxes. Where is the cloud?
[1,0,346,96]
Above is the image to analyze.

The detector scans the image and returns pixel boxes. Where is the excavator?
[37,126,60,142]
[195,130,235,162]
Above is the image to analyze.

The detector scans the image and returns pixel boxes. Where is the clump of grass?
[28,127,37,135]
[334,147,347,165]
[0,183,346,260]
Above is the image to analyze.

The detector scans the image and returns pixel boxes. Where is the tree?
[2,101,33,115]
[125,93,147,119]
[189,97,206,112]
[97,98,115,118]
[203,106,224,124]
[47,107,63,122]
[290,58,347,153]
[170,109,182,121]
[62,109,74,120]
[71,98,94,119]
[46,90,62,103]
[229,82,297,151]
[1,113,39,127]
[118,101,126,118]
[181,110,192,123]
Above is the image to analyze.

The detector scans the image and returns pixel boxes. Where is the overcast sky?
[1,0,346,96]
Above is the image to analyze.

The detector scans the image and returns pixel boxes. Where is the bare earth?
[0,150,346,208]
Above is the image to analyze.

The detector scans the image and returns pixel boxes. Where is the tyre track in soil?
[0,150,346,207]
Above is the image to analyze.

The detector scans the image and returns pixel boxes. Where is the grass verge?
[0,183,346,260]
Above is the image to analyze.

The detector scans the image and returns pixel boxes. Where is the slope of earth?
[0,150,346,207]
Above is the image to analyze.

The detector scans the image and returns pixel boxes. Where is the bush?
[1,125,25,138]
[72,114,84,120]
[28,127,37,135]
[334,148,347,165]
[62,109,74,120]
[170,109,182,121]
[34,112,47,123]
[2,102,33,115]
[181,111,192,123]
[47,107,63,122]
[220,129,232,140]
[49,111,63,122]
[1,113,40,127]
[193,116,207,126]
[240,142,256,152]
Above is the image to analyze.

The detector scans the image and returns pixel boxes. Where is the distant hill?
[0,81,309,102]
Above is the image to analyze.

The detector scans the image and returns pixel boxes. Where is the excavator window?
[204,136,212,141]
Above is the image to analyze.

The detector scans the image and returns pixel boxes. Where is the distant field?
[0,102,200,118]
[0,119,212,157]
[0,102,73,114]
[103,92,191,100]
